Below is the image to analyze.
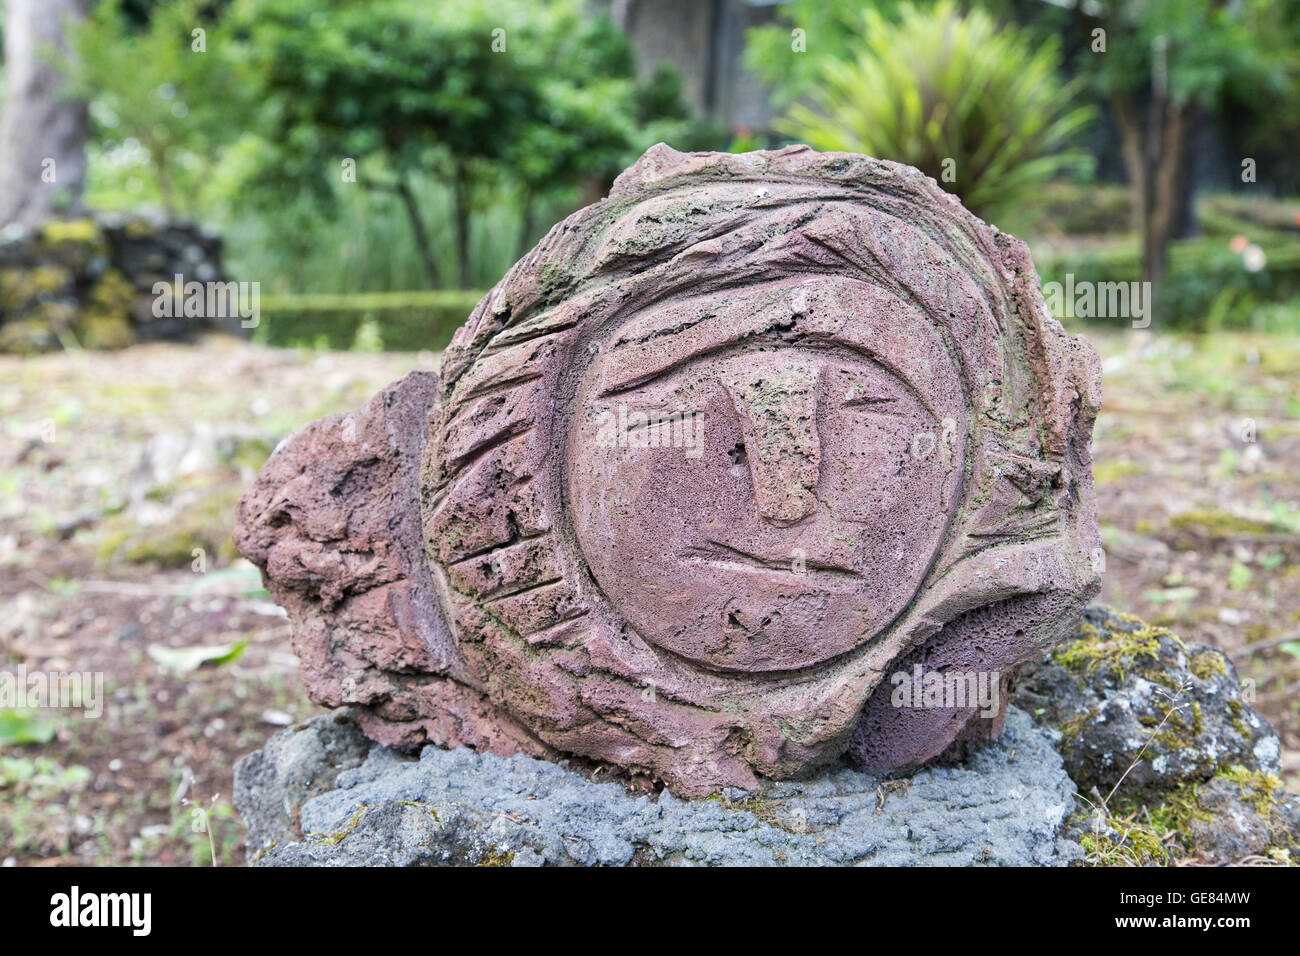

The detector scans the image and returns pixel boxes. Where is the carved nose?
[723,359,822,526]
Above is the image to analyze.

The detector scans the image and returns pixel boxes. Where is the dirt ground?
[1,328,1297,865]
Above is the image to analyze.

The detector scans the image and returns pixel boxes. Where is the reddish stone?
[235,145,1102,796]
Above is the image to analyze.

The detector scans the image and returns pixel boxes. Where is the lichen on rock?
[234,705,1083,867]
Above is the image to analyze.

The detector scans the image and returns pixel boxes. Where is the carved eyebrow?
[594,290,799,395]
[595,367,697,399]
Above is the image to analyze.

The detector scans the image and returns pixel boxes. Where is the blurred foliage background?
[4,0,1286,337]
[67,0,723,299]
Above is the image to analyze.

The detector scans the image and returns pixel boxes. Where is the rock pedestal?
[234,706,1081,867]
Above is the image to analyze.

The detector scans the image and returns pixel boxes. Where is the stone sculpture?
[235,145,1102,796]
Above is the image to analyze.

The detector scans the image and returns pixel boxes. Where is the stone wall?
[0,214,240,354]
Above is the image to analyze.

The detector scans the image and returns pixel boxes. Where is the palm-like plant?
[779,1,1093,219]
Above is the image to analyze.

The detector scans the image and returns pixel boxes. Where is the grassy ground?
[0,339,426,865]
[1,327,1297,865]
[1082,326,1300,782]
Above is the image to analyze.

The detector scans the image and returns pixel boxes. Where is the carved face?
[403,145,1103,795]
[569,279,966,672]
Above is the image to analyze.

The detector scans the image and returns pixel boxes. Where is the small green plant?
[0,709,58,745]
[172,792,240,866]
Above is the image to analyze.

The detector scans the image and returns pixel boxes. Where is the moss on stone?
[1056,707,1099,760]
[1226,699,1253,740]
[398,800,443,827]
[475,849,517,866]
[1077,812,1169,866]
[308,805,370,847]
[1150,698,1203,750]
[1054,621,1167,681]
[1138,791,1210,858]
[40,217,102,246]
[1035,608,1297,864]
[1189,648,1228,681]
[95,482,242,568]
[1216,765,1282,817]
[38,218,111,271]
[1101,767,1294,862]
[537,262,575,301]
[0,265,74,309]
[79,269,137,349]
[1168,508,1283,538]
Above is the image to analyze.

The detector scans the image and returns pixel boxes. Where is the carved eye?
[829,364,908,417]
[841,393,898,413]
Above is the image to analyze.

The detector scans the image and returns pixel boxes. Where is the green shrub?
[1009,182,1133,238]
[255,290,484,352]
[1036,238,1300,330]
[778,0,1093,219]
[1197,194,1300,239]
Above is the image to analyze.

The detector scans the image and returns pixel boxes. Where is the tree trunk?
[0,0,89,228]
[1112,93,1148,236]
[1145,101,1190,295]
[1171,107,1200,240]
[394,176,441,289]
[517,188,535,261]
[1111,90,1192,320]
[452,163,471,290]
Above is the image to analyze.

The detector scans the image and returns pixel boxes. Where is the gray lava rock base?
[234,707,1081,866]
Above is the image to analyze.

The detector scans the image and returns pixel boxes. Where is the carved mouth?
[682,539,861,586]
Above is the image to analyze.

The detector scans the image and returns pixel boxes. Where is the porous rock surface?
[234,706,1081,867]
[1015,605,1281,799]
[235,144,1104,796]
[234,606,1300,866]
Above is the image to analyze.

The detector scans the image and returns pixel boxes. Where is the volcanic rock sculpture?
[235,145,1103,796]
